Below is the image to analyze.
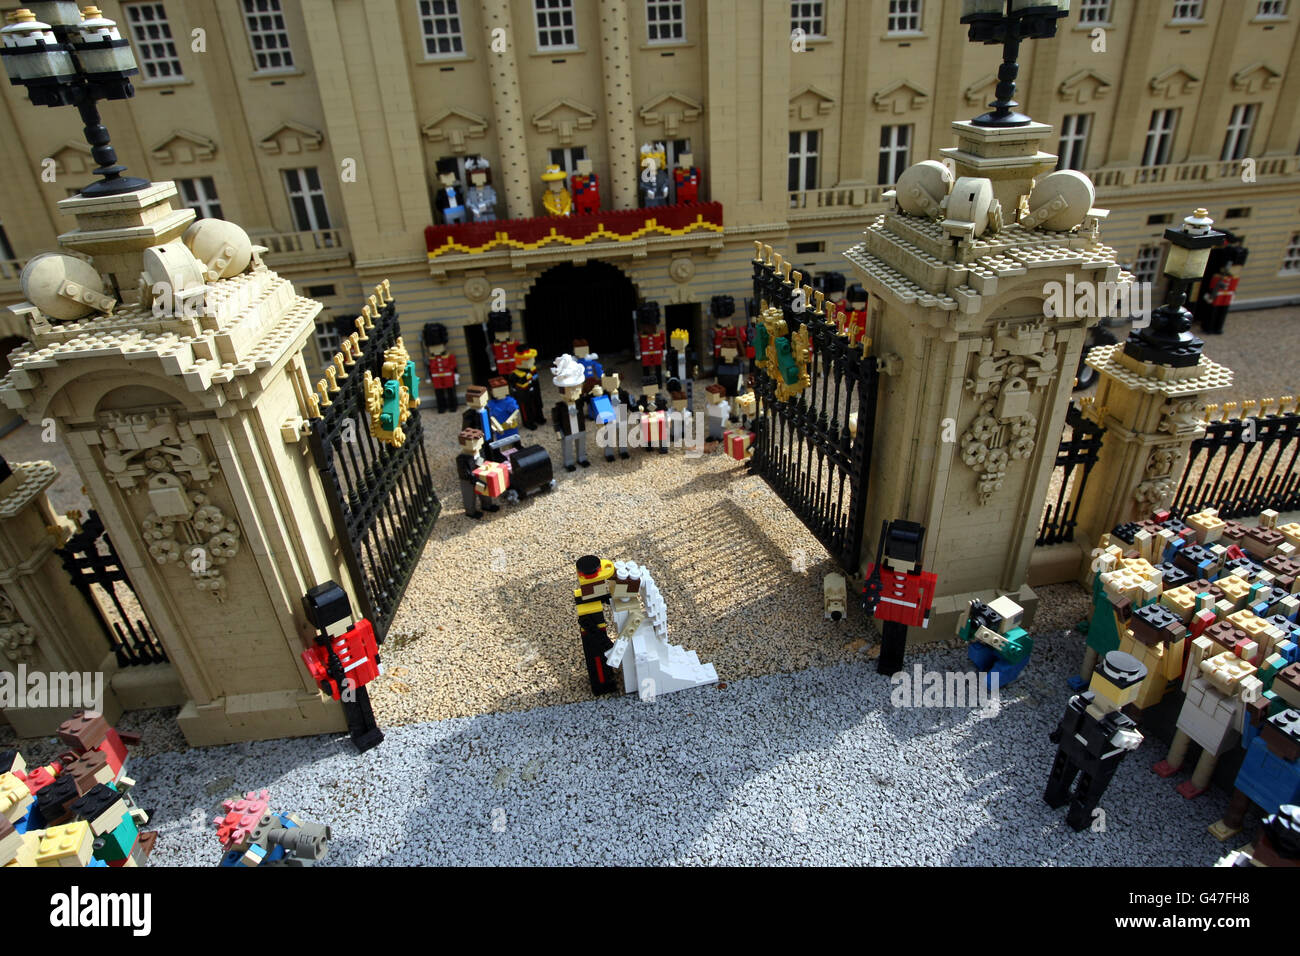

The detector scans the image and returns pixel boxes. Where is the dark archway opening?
[523,261,638,361]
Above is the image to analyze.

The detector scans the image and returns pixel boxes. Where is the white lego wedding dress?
[604,560,718,700]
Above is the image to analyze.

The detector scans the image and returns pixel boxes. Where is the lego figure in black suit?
[455,428,501,519]
[637,374,668,454]
[1044,650,1148,831]
[434,157,467,225]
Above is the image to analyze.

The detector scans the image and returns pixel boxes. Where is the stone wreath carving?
[959,342,1055,504]
[97,409,243,600]
[1134,447,1179,511]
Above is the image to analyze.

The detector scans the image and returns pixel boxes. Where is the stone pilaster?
[598,1,637,210]
[481,0,532,219]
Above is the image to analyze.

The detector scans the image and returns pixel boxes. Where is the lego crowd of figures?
[1,708,331,869]
[1058,507,1300,863]
[439,292,773,519]
[433,144,703,224]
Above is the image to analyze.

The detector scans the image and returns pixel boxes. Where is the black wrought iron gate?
[55,510,167,667]
[748,247,880,571]
[306,290,440,641]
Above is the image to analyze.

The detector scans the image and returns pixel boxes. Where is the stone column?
[482,0,532,219]
[1070,343,1234,555]
[598,1,637,210]
[0,461,123,736]
[2,183,355,746]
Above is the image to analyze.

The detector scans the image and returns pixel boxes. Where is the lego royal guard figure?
[673,152,700,203]
[510,345,544,429]
[711,294,737,369]
[1193,230,1248,335]
[862,519,937,676]
[821,271,849,330]
[637,300,665,386]
[571,157,600,215]
[1198,261,1240,336]
[843,283,869,348]
[424,322,459,413]
[301,581,385,753]
[434,156,467,225]
[489,308,518,376]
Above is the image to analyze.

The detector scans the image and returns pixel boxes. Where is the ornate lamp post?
[1,5,148,196]
[1123,208,1224,368]
[960,0,1071,127]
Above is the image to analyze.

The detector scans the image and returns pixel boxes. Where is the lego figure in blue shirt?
[1211,706,1300,841]
[486,377,520,443]
[959,595,1034,691]
[573,339,603,381]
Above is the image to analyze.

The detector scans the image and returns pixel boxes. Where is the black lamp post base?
[971,108,1034,128]
[1122,302,1205,369]
[79,173,152,198]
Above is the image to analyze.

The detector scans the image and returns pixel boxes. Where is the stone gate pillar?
[1070,342,1233,555]
[0,182,356,746]
[845,119,1117,637]
[0,459,123,736]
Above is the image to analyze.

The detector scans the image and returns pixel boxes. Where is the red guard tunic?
[828,299,850,335]
[571,173,600,215]
[739,324,755,360]
[428,353,457,389]
[862,564,937,628]
[673,166,700,203]
[713,325,738,359]
[843,308,868,347]
[1206,274,1239,307]
[640,331,665,368]
[301,619,380,700]
[492,339,518,375]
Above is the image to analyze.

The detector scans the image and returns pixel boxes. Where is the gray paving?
[134,628,1241,866]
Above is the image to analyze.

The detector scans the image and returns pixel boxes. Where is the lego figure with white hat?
[551,353,590,471]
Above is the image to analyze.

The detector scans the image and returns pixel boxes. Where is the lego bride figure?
[604,560,717,700]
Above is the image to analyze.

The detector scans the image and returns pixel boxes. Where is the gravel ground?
[120,623,1241,866]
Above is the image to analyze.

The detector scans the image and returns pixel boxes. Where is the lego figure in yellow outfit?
[541,164,572,217]
[1118,600,1188,716]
